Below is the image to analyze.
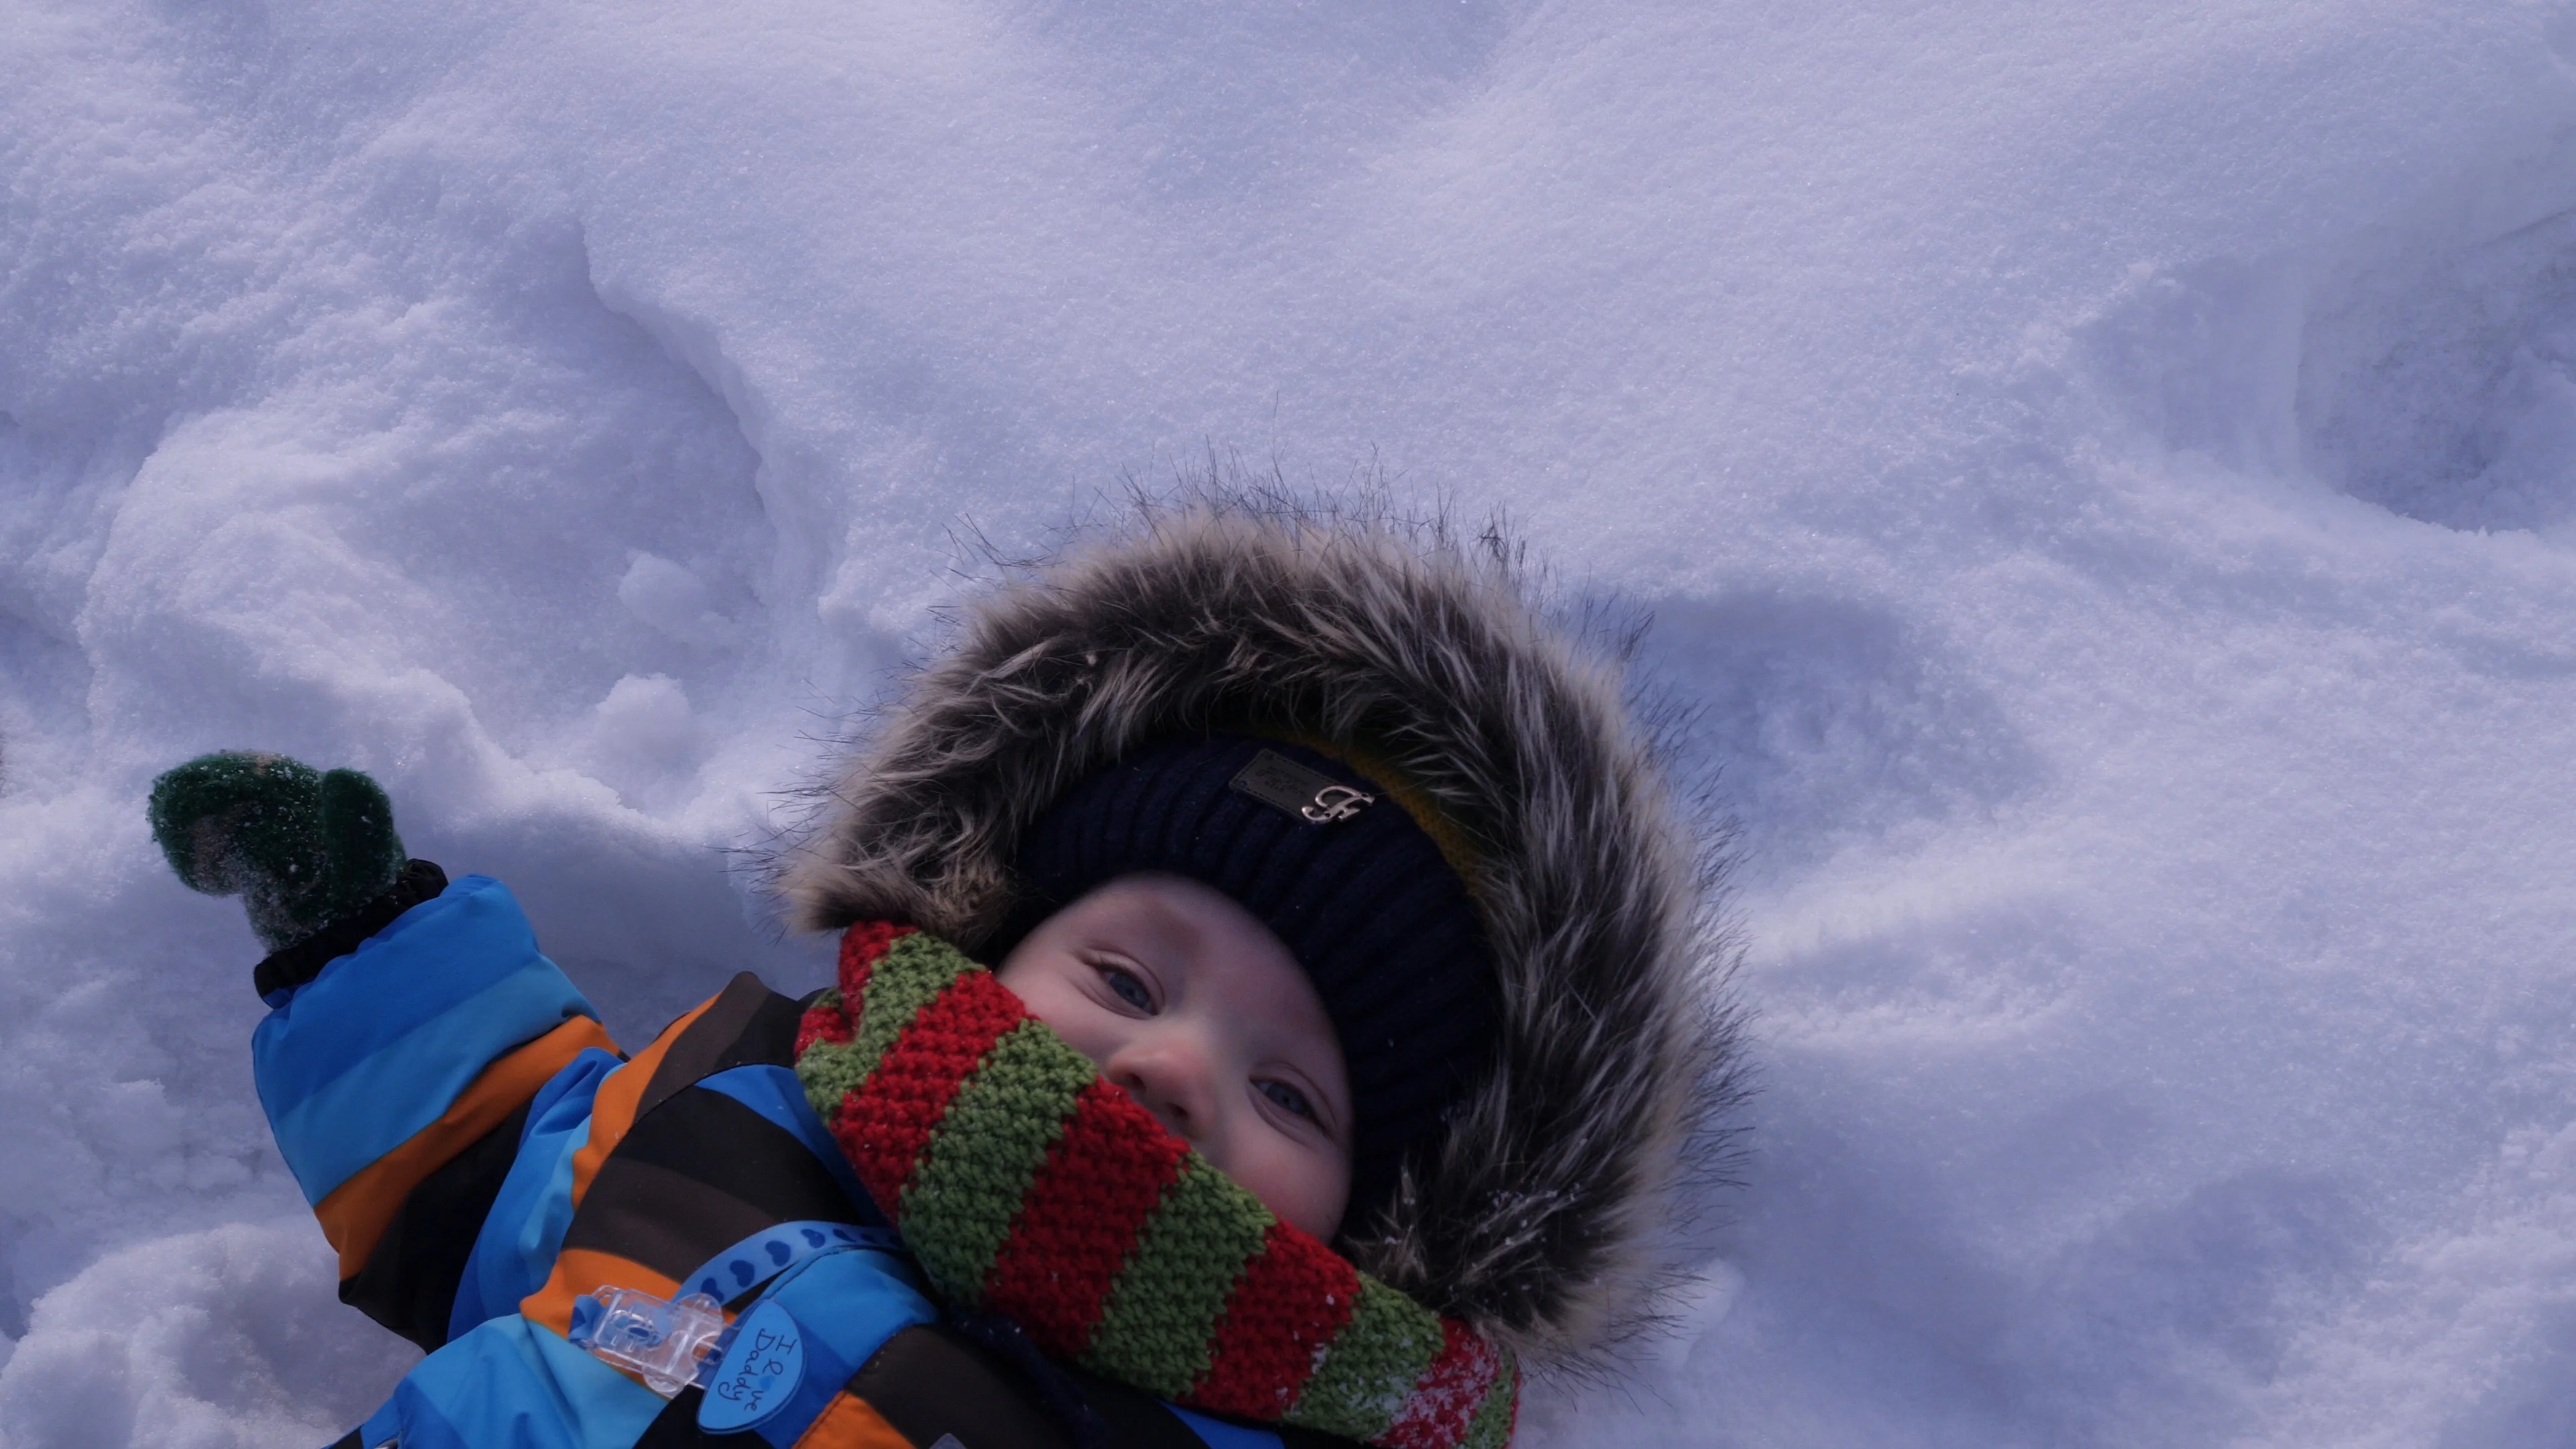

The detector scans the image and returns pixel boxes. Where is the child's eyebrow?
[1113,890,1203,949]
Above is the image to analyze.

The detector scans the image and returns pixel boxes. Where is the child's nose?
[1106,1036,1216,1143]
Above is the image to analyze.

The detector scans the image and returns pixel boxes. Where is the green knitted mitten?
[148,752,408,951]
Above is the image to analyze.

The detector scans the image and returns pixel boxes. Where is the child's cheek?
[1228,1136,1343,1242]
[998,967,1114,1071]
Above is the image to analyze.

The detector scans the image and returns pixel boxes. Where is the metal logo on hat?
[1230,749,1375,824]
[1302,785,1373,822]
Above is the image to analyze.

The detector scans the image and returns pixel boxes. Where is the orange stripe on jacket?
[518,991,725,1339]
[314,1014,621,1281]
[562,992,720,1212]
[794,1395,916,1449]
[521,1246,684,1340]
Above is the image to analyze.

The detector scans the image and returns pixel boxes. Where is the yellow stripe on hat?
[1248,729,1489,908]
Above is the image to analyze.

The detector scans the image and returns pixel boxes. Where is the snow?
[7,0,2576,1442]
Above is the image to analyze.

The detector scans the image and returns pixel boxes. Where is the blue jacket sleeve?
[252,873,602,1206]
[251,873,618,1352]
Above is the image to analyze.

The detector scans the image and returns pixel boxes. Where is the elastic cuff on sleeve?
[256,859,451,1004]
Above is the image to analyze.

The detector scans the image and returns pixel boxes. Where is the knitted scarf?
[794,922,1519,1449]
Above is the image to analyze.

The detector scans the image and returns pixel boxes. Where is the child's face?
[996,872,1354,1240]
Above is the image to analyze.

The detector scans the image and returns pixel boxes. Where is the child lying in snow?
[148,507,1726,1449]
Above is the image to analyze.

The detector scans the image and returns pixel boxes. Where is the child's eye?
[1096,964,1155,1012]
[1257,1079,1316,1121]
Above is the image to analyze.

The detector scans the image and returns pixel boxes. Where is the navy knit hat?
[1006,734,1499,1234]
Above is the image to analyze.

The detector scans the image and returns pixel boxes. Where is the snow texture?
[6,0,2576,1444]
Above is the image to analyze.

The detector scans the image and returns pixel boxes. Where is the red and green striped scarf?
[794,921,1519,1449]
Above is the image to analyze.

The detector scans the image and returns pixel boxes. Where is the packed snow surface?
[9,0,2576,1443]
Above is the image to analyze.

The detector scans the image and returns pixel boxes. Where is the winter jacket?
[272,871,1368,1449]
[275,502,1729,1446]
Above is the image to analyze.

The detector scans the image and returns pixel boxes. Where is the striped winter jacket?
[280,871,1348,1449]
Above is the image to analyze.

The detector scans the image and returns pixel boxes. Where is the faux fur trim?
[777,497,1738,1368]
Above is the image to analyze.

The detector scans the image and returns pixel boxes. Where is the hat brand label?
[1232,750,1376,824]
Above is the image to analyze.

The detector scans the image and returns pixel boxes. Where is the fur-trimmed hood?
[780,501,1735,1368]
